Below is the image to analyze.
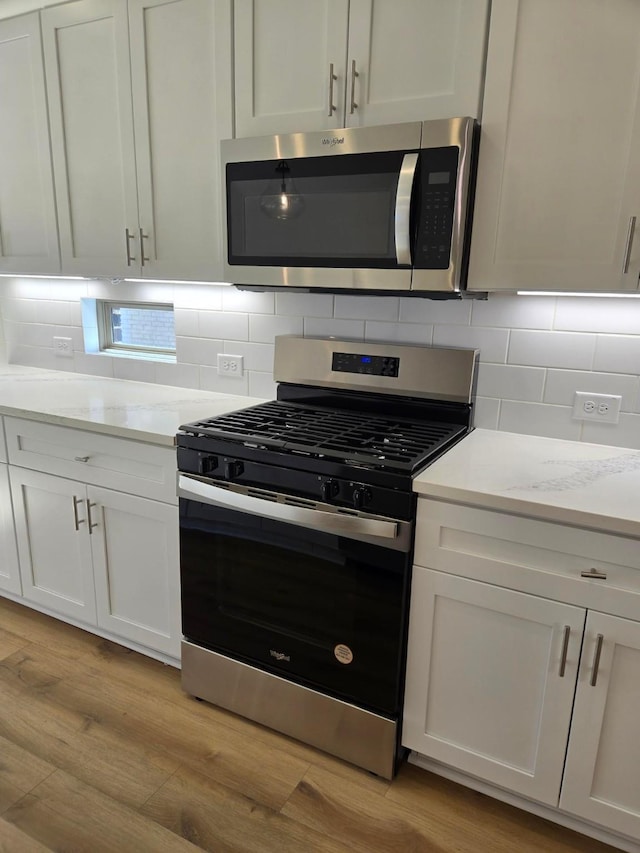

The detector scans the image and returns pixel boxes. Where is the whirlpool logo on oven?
[270,649,291,662]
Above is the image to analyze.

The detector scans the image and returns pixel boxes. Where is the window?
[98,301,176,357]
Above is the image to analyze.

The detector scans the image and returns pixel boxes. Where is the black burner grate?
[183,401,465,473]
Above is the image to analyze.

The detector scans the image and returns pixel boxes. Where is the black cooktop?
[179,400,467,475]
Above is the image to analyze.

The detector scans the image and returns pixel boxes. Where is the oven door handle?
[394,152,418,266]
[178,474,400,541]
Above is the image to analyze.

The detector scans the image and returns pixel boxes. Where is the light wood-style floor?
[0,596,620,853]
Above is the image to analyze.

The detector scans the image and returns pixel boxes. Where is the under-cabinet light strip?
[517,291,640,298]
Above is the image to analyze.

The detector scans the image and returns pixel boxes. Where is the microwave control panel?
[414,146,459,270]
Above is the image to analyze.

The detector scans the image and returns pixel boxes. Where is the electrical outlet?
[217,353,244,377]
[53,336,73,358]
[572,392,622,423]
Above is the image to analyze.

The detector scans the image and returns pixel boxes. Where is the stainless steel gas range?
[176,335,478,779]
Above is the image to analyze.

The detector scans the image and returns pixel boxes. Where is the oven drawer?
[5,417,177,503]
[415,498,640,620]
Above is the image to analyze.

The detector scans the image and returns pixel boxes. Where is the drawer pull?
[558,625,571,677]
[72,495,85,531]
[590,634,604,687]
[581,568,608,580]
[74,456,90,463]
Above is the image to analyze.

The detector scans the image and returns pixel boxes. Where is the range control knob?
[224,460,245,481]
[320,479,339,502]
[197,454,218,475]
[352,487,372,510]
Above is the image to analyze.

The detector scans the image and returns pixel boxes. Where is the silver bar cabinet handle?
[87,500,99,534]
[125,228,136,265]
[590,634,604,687]
[139,228,150,267]
[349,59,359,114]
[328,63,337,116]
[623,216,636,275]
[394,152,419,266]
[72,496,85,531]
[558,625,571,677]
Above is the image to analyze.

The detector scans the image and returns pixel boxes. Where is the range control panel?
[332,351,400,377]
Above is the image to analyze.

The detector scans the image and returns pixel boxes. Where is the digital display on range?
[332,351,399,377]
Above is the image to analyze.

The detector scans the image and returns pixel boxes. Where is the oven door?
[178,475,413,717]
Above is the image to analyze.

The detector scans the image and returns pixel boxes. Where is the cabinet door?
[129,0,232,281]
[403,568,585,805]
[234,0,349,136]
[10,468,96,622]
[0,463,21,596]
[560,612,640,839]
[89,486,180,658]
[468,0,640,293]
[0,13,59,274]
[42,0,140,277]
[345,0,488,128]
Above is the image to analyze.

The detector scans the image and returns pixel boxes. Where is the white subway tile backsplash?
[594,335,640,374]
[473,396,500,430]
[222,289,274,314]
[303,317,365,339]
[334,295,399,321]
[248,371,277,400]
[582,413,640,449]
[499,401,582,441]
[3,281,640,452]
[200,364,249,395]
[554,297,640,334]
[544,369,639,410]
[249,314,303,343]
[199,311,249,341]
[508,330,596,370]
[225,341,275,372]
[275,292,334,317]
[176,336,222,367]
[364,322,433,345]
[472,293,556,330]
[399,298,472,325]
[476,363,545,402]
[433,325,509,363]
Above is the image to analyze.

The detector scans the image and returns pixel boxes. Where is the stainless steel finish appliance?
[177,336,478,778]
[222,117,479,294]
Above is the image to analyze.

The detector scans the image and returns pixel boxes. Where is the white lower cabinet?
[0,463,21,596]
[561,611,640,841]
[404,498,640,846]
[8,430,181,660]
[403,569,585,805]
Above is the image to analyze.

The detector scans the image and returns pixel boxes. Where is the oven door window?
[180,499,410,717]
[226,151,413,269]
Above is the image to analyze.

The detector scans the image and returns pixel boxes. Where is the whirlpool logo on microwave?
[270,649,291,662]
[321,136,345,146]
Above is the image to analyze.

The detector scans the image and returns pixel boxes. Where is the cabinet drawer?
[415,498,640,620]
[5,418,177,504]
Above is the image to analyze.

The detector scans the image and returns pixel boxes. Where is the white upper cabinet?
[233,0,488,138]
[128,0,232,281]
[42,0,139,278]
[468,0,640,293]
[42,0,232,280]
[0,13,59,274]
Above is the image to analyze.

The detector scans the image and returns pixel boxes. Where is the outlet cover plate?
[572,391,622,423]
[217,353,244,377]
[53,336,73,358]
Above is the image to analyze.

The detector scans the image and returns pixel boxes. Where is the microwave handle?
[394,152,419,266]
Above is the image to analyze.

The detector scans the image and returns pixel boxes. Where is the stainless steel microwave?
[221,117,479,295]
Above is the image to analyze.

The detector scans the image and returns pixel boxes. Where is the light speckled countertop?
[0,364,261,446]
[413,428,640,539]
